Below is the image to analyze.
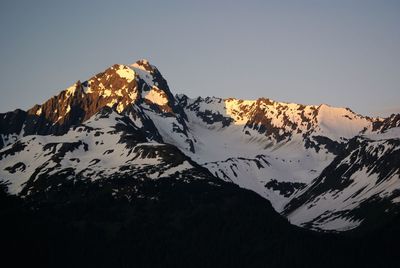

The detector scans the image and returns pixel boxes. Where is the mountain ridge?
[1,59,399,232]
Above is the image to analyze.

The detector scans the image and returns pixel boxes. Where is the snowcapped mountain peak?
[130,59,155,72]
[0,61,182,140]
[1,60,399,233]
[314,103,372,139]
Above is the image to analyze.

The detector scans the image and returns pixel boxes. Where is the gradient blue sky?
[1,0,399,116]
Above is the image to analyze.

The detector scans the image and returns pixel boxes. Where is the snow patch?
[145,87,168,106]
[36,107,42,116]
[116,65,135,83]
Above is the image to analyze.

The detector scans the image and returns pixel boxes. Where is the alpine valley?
[1,60,399,267]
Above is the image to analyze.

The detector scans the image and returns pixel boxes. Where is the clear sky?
[1,0,399,116]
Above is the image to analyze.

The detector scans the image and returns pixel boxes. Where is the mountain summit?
[0,60,399,232]
[0,60,182,138]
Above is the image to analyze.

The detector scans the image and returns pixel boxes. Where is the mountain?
[284,132,400,229]
[0,59,399,234]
